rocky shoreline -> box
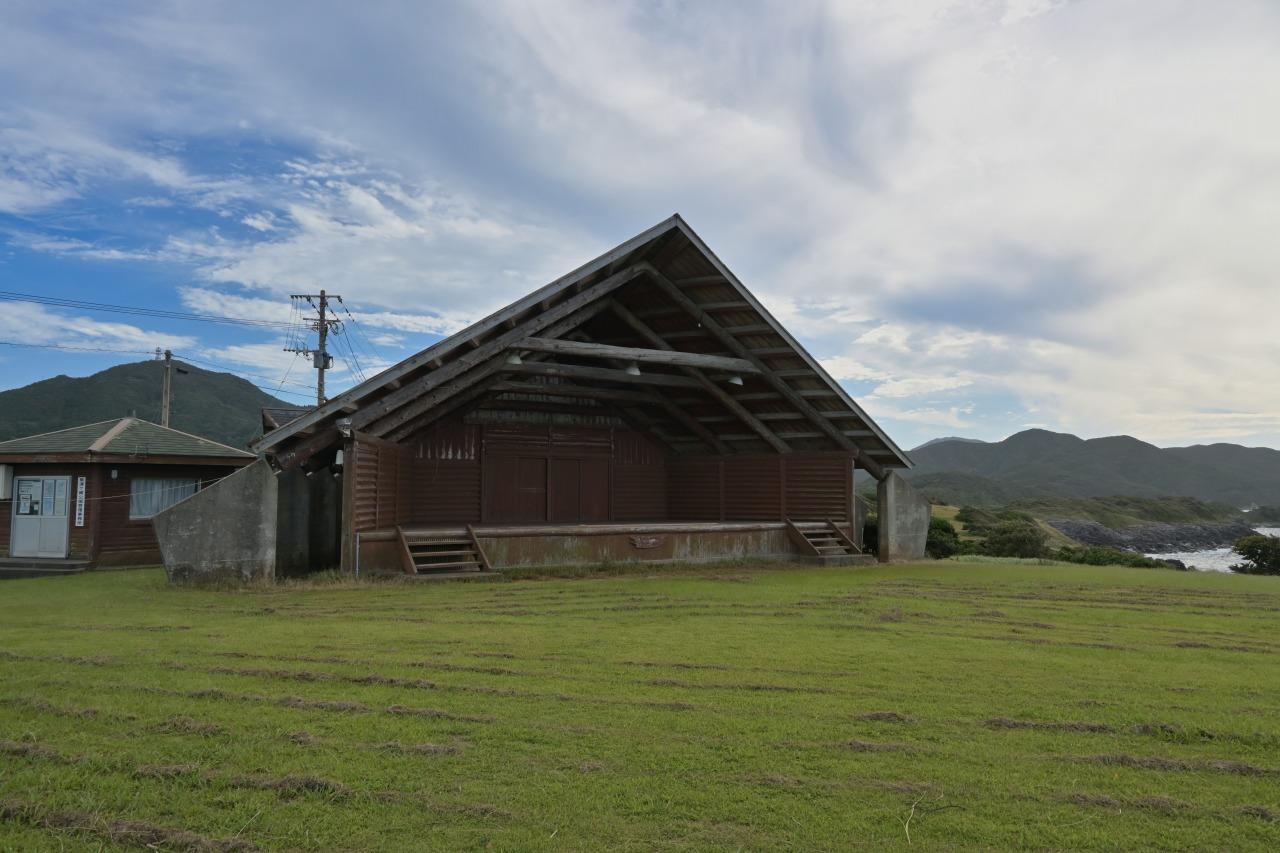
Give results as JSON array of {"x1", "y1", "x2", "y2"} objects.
[{"x1": 1046, "y1": 519, "x2": 1259, "y2": 553}]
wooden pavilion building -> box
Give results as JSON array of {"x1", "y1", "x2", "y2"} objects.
[{"x1": 156, "y1": 216, "x2": 928, "y2": 582}]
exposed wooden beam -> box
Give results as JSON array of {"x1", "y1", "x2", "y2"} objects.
[
  {"x1": 670, "y1": 275, "x2": 727, "y2": 286},
  {"x1": 608, "y1": 299, "x2": 790, "y2": 453},
  {"x1": 565, "y1": 328, "x2": 731, "y2": 456},
  {"x1": 500, "y1": 361, "x2": 700, "y2": 388},
  {"x1": 514, "y1": 337, "x2": 759, "y2": 374},
  {"x1": 488, "y1": 381, "x2": 656, "y2": 405},
  {"x1": 352, "y1": 268, "x2": 643, "y2": 433},
  {"x1": 695, "y1": 412, "x2": 805, "y2": 423},
  {"x1": 383, "y1": 372, "x2": 510, "y2": 443},
  {"x1": 273, "y1": 426, "x2": 342, "y2": 472},
  {"x1": 641, "y1": 264, "x2": 879, "y2": 471}
]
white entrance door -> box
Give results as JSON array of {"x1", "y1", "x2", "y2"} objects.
[{"x1": 10, "y1": 476, "x2": 70, "y2": 558}]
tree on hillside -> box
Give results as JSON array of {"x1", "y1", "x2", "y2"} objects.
[
  {"x1": 926, "y1": 517, "x2": 960, "y2": 558},
  {"x1": 982, "y1": 519, "x2": 1048, "y2": 559},
  {"x1": 1231, "y1": 535, "x2": 1280, "y2": 575}
]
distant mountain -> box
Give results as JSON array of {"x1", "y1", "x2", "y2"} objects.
[
  {"x1": 911, "y1": 436, "x2": 987, "y2": 451},
  {"x1": 905, "y1": 428, "x2": 1280, "y2": 507},
  {"x1": 0, "y1": 360, "x2": 295, "y2": 450}
]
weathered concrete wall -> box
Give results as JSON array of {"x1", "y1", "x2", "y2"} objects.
[
  {"x1": 154, "y1": 460, "x2": 277, "y2": 585},
  {"x1": 355, "y1": 523, "x2": 800, "y2": 573},
  {"x1": 275, "y1": 467, "x2": 341, "y2": 577},
  {"x1": 877, "y1": 471, "x2": 929, "y2": 562}
]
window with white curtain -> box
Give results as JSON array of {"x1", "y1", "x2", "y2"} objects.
[{"x1": 128, "y1": 478, "x2": 200, "y2": 519}]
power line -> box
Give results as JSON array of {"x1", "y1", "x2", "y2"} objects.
[
  {"x1": 0, "y1": 340, "x2": 154, "y2": 355},
  {"x1": 0, "y1": 289, "x2": 296, "y2": 330}
]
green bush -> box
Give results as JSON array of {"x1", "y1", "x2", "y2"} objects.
[
  {"x1": 1053, "y1": 546, "x2": 1168, "y2": 569},
  {"x1": 1231, "y1": 535, "x2": 1280, "y2": 575},
  {"x1": 982, "y1": 519, "x2": 1048, "y2": 558},
  {"x1": 926, "y1": 517, "x2": 960, "y2": 559}
]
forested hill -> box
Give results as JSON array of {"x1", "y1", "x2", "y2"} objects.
[
  {"x1": 904, "y1": 428, "x2": 1280, "y2": 507},
  {"x1": 0, "y1": 360, "x2": 295, "y2": 450}
]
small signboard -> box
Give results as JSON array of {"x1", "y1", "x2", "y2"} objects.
[{"x1": 75, "y1": 476, "x2": 86, "y2": 527}]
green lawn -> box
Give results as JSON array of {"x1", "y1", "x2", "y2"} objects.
[{"x1": 2, "y1": 562, "x2": 1279, "y2": 851}]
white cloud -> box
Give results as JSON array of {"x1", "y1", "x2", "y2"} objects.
[
  {"x1": 0, "y1": 302, "x2": 195, "y2": 353},
  {"x1": 3, "y1": 1, "x2": 1280, "y2": 447}
]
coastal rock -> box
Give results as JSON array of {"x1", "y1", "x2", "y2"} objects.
[{"x1": 1047, "y1": 519, "x2": 1258, "y2": 553}]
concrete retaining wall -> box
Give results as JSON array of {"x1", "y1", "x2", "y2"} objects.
[
  {"x1": 877, "y1": 471, "x2": 929, "y2": 562},
  {"x1": 154, "y1": 460, "x2": 278, "y2": 585}
]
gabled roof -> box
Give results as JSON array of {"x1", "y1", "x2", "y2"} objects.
[
  {"x1": 255, "y1": 214, "x2": 910, "y2": 475},
  {"x1": 0, "y1": 417, "x2": 255, "y2": 460},
  {"x1": 261, "y1": 406, "x2": 312, "y2": 433}
]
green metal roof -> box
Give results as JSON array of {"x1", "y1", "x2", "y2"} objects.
[{"x1": 0, "y1": 418, "x2": 255, "y2": 459}]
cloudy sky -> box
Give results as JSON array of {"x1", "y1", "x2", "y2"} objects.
[{"x1": 2, "y1": 0, "x2": 1278, "y2": 450}]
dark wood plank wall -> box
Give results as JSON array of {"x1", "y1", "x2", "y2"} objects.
[
  {"x1": 351, "y1": 435, "x2": 415, "y2": 532},
  {"x1": 414, "y1": 421, "x2": 482, "y2": 524},
  {"x1": 350, "y1": 417, "x2": 851, "y2": 530},
  {"x1": 613, "y1": 429, "x2": 667, "y2": 521},
  {"x1": 98, "y1": 464, "x2": 241, "y2": 554},
  {"x1": 1, "y1": 462, "x2": 239, "y2": 559},
  {"x1": 669, "y1": 453, "x2": 854, "y2": 522}
]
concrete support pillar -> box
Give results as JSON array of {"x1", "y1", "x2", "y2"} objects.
[{"x1": 877, "y1": 471, "x2": 929, "y2": 562}]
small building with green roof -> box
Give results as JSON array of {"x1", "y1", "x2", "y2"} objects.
[{"x1": 0, "y1": 417, "x2": 254, "y2": 568}]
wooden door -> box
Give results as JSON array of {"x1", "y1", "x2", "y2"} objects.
[
  {"x1": 484, "y1": 456, "x2": 547, "y2": 522},
  {"x1": 580, "y1": 459, "x2": 610, "y2": 521},
  {"x1": 548, "y1": 459, "x2": 580, "y2": 522}
]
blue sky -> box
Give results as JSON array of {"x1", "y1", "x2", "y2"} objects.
[{"x1": 3, "y1": 1, "x2": 1279, "y2": 450}]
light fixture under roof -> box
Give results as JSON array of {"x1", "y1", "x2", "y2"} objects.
[
  {"x1": 505, "y1": 352, "x2": 523, "y2": 365},
  {"x1": 727, "y1": 375, "x2": 744, "y2": 386},
  {"x1": 625, "y1": 362, "x2": 642, "y2": 376}
]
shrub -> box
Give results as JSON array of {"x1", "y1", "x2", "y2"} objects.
[
  {"x1": 1231, "y1": 535, "x2": 1280, "y2": 575},
  {"x1": 1053, "y1": 546, "x2": 1168, "y2": 569},
  {"x1": 982, "y1": 519, "x2": 1048, "y2": 558},
  {"x1": 926, "y1": 517, "x2": 960, "y2": 559}
]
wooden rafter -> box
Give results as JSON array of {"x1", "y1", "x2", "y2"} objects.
[
  {"x1": 349, "y1": 265, "x2": 644, "y2": 433},
  {"x1": 639, "y1": 264, "x2": 885, "y2": 478},
  {"x1": 607, "y1": 299, "x2": 790, "y2": 454}
]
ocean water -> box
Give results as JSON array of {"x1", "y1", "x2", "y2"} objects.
[{"x1": 1145, "y1": 526, "x2": 1280, "y2": 572}]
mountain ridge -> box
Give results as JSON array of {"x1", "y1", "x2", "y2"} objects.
[
  {"x1": 904, "y1": 429, "x2": 1280, "y2": 506},
  {"x1": 0, "y1": 360, "x2": 295, "y2": 450}
]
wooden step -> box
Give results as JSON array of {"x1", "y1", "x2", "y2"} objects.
[
  {"x1": 406, "y1": 539, "x2": 472, "y2": 547},
  {"x1": 403, "y1": 571, "x2": 500, "y2": 582},
  {"x1": 413, "y1": 559, "x2": 481, "y2": 570},
  {"x1": 408, "y1": 548, "x2": 475, "y2": 557}
]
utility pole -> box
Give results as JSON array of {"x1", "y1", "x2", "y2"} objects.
[
  {"x1": 161, "y1": 349, "x2": 172, "y2": 427},
  {"x1": 156, "y1": 348, "x2": 187, "y2": 427},
  {"x1": 285, "y1": 290, "x2": 342, "y2": 405}
]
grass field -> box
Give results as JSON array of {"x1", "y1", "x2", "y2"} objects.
[{"x1": 3, "y1": 561, "x2": 1279, "y2": 851}]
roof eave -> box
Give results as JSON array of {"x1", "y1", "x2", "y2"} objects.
[{"x1": 253, "y1": 214, "x2": 685, "y2": 455}]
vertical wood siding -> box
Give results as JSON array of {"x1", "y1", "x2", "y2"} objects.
[
  {"x1": 612, "y1": 429, "x2": 667, "y2": 521},
  {"x1": 348, "y1": 417, "x2": 850, "y2": 529}
]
